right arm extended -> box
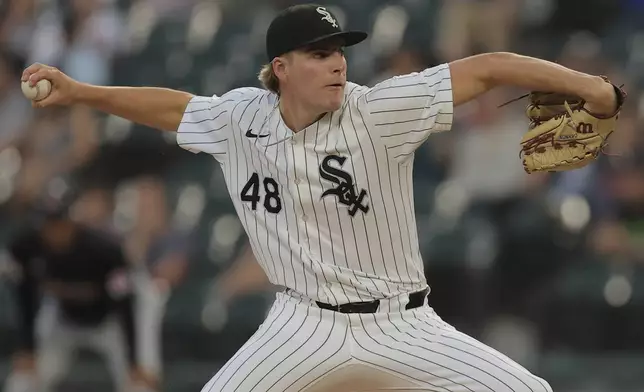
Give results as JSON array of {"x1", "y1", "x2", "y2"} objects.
[
  {"x1": 22, "y1": 63, "x2": 194, "y2": 132},
  {"x1": 77, "y1": 85, "x2": 193, "y2": 132}
]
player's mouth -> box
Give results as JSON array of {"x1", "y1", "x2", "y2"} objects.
[{"x1": 327, "y1": 83, "x2": 344, "y2": 89}]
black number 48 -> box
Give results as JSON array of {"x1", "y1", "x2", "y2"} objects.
[{"x1": 240, "y1": 173, "x2": 282, "y2": 213}]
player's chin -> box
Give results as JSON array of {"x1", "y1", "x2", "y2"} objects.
[
  {"x1": 322, "y1": 91, "x2": 344, "y2": 111},
  {"x1": 326, "y1": 100, "x2": 343, "y2": 112}
]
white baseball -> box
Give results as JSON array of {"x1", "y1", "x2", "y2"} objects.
[{"x1": 21, "y1": 79, "x2": 52, "y2": 101}]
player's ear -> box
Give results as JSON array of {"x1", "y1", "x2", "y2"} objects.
[{"x1": 272, "y1": 54, "x2": 291, "y2": 81}]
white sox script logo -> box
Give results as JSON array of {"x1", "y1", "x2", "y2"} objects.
[{"x1": 316, "y1": 7, "x2": 338, "y2": 28}]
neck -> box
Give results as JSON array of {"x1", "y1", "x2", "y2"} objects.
[{"x1": 279, "y1": 92, "x2": 325, "y2": 132}]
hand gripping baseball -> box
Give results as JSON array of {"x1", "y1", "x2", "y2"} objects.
[{"x1": 21, "y1": 63, "x2": 81, "y2": 108}]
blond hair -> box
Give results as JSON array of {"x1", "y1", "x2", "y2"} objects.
[{"x1": 258, "y1": 63, "x2": 280, "y2": 94}]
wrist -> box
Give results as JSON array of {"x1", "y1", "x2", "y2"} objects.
[
  {"x1": 581, "y1": 76, "x2": 617, "y2": 116},
  {"x1": 74, "y1": 82, "x2": 97, "y2": 105},
  {"x1": 580, "y1": 76, "x2": 613, "y2": 102}
]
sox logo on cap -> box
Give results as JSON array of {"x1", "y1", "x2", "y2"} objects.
[{"x1": 316, "y1": 6, "x2": 338, "y2": 28}]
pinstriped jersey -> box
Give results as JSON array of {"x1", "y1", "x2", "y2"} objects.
[{"x1": 177, "y1": 63, "x2": 453, "y2": 304}]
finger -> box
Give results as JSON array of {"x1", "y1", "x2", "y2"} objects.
[
  {"x1": 33, "y1": 92, "x2": 58, "y2": 108},
  {"x1": 27, "y1": 68, "x2": 56, "y2": 87},
  {"x1": 21, "y1": 63, "x2": 49, "y2": 82}
]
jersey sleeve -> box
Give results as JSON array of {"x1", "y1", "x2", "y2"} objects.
[
  {"x1": 361, "y1": 63, "x2": 453, "y2": 160},
  {"x1": 176, "y1": 95, "x2": 234, "y2": 163}
]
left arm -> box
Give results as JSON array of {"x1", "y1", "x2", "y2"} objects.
[{"x1": 448, "y1": 52, "x2": 617, "y2": 114}]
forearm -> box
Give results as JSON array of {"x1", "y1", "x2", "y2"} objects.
[
  {"x1": 75, "y1": 84, "x2": 194, "y2": 132},
  {"x1": 484, "y1": 52, "x2": 606, "y2": 101},
  {"x1": 450, "y1": 52, "x2": 611, "y2": 107}
]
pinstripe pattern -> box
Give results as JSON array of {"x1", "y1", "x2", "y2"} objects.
[
  {"x1": 199, "y1": 292, "x2": 551, "y2": 392},
  {"x1": 176, "y1": 65, "x2": 452, "y2": 303},
  {"x1": 350, "y1": 308, "x2": 551, "y2": 392},
  {"x1": 201, "y1": 295, "x2": 351, "y2": 392},
  {"x1": 178, "y1": 64, "x2": 551, "y2": 392}
]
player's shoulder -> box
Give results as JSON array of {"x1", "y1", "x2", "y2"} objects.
[
  {"x1": 339, "y1": 82, "x2": 370, "y2": 109},
  {"x1": 344, "y1": 64, "x2": 452, "y2": 110},
  {"x1": 344, "y1": 82, "x2": 370, "y2": 98},
  {"x1": 366, "y1": 63, "x2": 451, "y2": 92},
  {"x1": 218, "y1": 87, "x2": 274, "y2": 107},
  {"x1": 218, "y1": 87, "x2": 278, "y2": 125}
]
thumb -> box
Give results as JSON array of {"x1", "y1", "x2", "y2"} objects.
[{"x1": 32, "y1": 91, "x2": 59, "y2": 108}]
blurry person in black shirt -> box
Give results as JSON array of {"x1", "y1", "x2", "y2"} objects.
[{"x1": 2, "y1": 195, "x2": 153, "y2": 392}]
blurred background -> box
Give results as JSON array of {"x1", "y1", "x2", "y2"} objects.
[{"x1": 0, "y1": 0, "x2": 643, "y2": 391}]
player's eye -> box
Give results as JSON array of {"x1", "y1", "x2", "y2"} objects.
[{"x1": 312, "y1": 48, "x2": 344, "y2": 59}]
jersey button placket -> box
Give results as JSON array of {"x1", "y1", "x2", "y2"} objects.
[
  {"x1": 290, "y1": 134, "x2": 310, "y2": 244},
  {"x1": 291, "y1": 135, "x2": 303, "y2": 187}
]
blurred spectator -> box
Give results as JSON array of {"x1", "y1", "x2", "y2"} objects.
[
  {"x1": 124, "y1": 176, "x2": 191, "y2": 389},
  {"x1": 0, "y1": 50, "x2": 32, "y2": 150},
  {"x1": 129, "y1": 0, "x2": 200, "y2": 20},
  {"x1": 369, "y1": 47, "x2": 426, "y2": 86},
  {"x1": 601, "y1": 0, "x2": 644, "y2": 85},
  {"x1": 0, "y1": 0, "x2": 37, "y2": 63},
  {"x1": 434, "y1": 0, "x2": 519, "y2": 62},
  {"x1": 443, "y1": 88, "x2": 557, "y2": 315},
  {"x1": 447, "y1": 88, "x2": 546, "y2": 202},
  {"x1": 216, "y1": 243, "x2": 275, "y2": 303},
  {"x1": 70, "y1": 184, "x2": 119, "y2": 237},
  {"x1": 547, "y1": 0, "x2": 620, "y2": 38},
  {"x1": 10, "y1": 106, "x2": 99, "y2": 213},
  {"x1": 546, "y1": 37, "x2": 636, "y2": 261},
  {"x1": 596, "y1": 121, "x2": 644, "y2": 263},
  {"x1": 1, "y1": 195, "x2": 146, "y2": 392},
  {"x1": 201, "y1": 242, "x2": 277, "y2": 332},
  {"x1": 28, "y1": 0, "x2": 124, "y2": 86}
]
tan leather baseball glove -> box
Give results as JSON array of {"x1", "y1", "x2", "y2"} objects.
[{"x1": 518, "y1": 78, "x2": 627, "y2": 173}]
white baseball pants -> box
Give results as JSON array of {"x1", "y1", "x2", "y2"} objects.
[{"x1": 200, "y1": 288, "x2": 553, "y2": 392}]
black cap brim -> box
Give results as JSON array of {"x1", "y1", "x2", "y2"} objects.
[{"x1": 296, "y1": 30, "x2": 368, "y2": 51}]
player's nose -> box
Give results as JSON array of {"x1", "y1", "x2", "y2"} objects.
[{"x1": 331, "y1": 53, "x2": 347, "y2": 76}]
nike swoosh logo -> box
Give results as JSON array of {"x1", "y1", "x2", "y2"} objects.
[{"x1": 245, "y1": 129, "x2": 269, "y2": 138}]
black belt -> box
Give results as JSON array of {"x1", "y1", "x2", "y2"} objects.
[{"x1": 315, "y1": 288, "x2": 429, "y2": 314}]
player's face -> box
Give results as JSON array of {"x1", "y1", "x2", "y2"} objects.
[{"x1": 285, "y1": 41, "x2": 347, "y2": 111}]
